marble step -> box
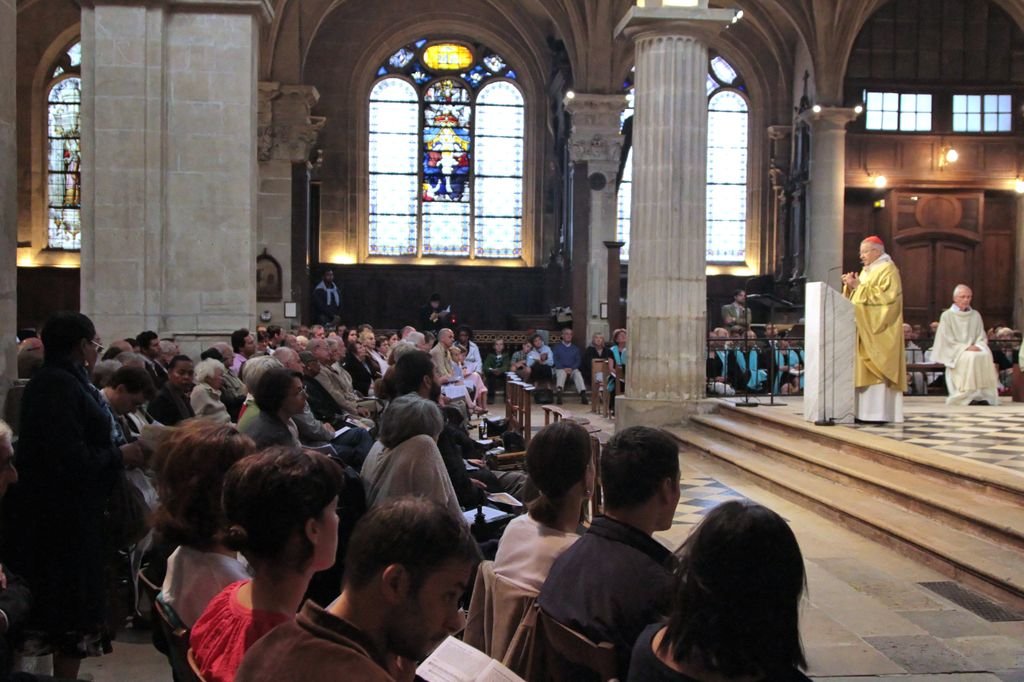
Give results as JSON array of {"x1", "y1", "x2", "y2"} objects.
[
  {"x1": 712, "y1": 400, "x2": 1024, "y2": 505},
  {"x1": 689, "y1": 413, "x2": 1024, "y2": 550},
  {"x1": 670, "y1": 425, "x2": 1024, "y2": 610}
]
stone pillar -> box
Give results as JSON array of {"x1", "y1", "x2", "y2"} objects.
[
  {"x1": 80, "y1": 0, "x2": 272, "y2": 355},
  {"x1": 257, "y1": 82, "x2": 324, "y2": 324},
  {"x1": 801, "y1": 107, "x2": 858, "y2": 290},
  {"x1": 0, "y1": 0, "x2": 15, "y2": 410},
  {"x1": 1015, "y1": 195, "x2": 1024, "y2": 330},
  {"x1": 565, "y1": 94, "x2": 626, "y2": 342},
  {"x1": 614, "y1": 4, "x2": 733, "y2": 429}
]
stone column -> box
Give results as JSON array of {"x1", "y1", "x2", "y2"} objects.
[
  {"x1": 614, "y1": 4, "x2": 733, "y2": 428},
  {"x1": 80, "y1": 0, "x2": 272, "y2": 356},
  {"x1": 565, "y1": 94, "x2": 626, "y2": 342},
  {"x1": 800, "y1": 107, "x2": 858, "y2": 290},
  {"x1": 257, "y1": 82, "x2": 325, "y2": 323},
  {"x1": 0, "y1": 0, "x2": 15, "y2": 410},
  {"x1": 1015, "y1": 195, "x2": 1024, "y2": 330}
]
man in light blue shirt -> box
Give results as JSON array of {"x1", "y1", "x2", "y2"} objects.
[{"x1": 552, "y1": 327, "x2": 589, "y2": 404}]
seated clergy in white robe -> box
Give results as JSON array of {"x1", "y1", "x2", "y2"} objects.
[{"x1": 930, "y1": 284, "x2": 999, "y2": 406}]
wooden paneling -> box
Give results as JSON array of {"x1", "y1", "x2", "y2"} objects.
[
  {"x1": 321, "y1": 264, "x2": 560, "y2": 330},
  {"x1": 898, "y1": 241, "x2": 935, "y2": 322},
  {"x1": 17, "y1": 267, "x2": 80, "y2": 333},
  {"x1": 846, "y1": 190, "x2": 1016, "y2": 327}
]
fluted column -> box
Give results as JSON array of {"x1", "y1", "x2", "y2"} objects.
[
  {"x1": 615, "y1": 4, "x2": 733, "y2": 428},
  {"x1": 801, "y1": 106, "x2": 859, "y2": 290},
  {"x1": 565, "y1": 94, "x2": 627, "y2": 342},
  {"x1": 0, "y1": 0, "x2": 15, "y2": 411}
]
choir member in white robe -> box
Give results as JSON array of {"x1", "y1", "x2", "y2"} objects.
[{"x1": 930, "y1": 284, "x2": 999, "y2": 406}]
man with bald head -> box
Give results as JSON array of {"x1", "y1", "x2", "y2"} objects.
[
  {"x1": 930, "y1": 284, "x2": 999, "y2": 406},
  {"x1": 841, "y1": 236, "x2": 907, "y2": 422}
]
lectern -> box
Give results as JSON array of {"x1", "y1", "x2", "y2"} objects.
[{"x1": 804, "y1": 282, "x2": 855, "y2": 424}]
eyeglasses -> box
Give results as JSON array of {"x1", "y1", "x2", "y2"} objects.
[{"x1": 90, "y1": 339, "x2": 105, "y2": 355}]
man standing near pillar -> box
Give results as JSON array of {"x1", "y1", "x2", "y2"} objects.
[{"x1": 841, "y1": 236, "x2": 907, "y2": 422}]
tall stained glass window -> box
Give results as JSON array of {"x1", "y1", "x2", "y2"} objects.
[
  {"x1": 47, "y1": 41, "x2": 82, "y2": 250},
  {"x1": 616, "y1": 55, "x2": 749, "y2": 264},
  {"x1": 368, "y1": 40, "x2": 524, "y2": 259}
]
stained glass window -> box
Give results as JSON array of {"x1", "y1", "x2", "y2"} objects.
[
  {"x1": 707, "y1": 91, "x2": 748, "y2": 263},
  {"x1": 368, "y1": 40, "x2": 524, "y2": 259},
  {"x1": 47, "y1": 42, "x2": 82, "y2": 251},
  {"x1": 616, "y1": 54, "x2": 749, "y2": 264}
]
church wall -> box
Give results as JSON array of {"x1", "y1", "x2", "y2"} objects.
[
  {"x1": 1, "y1": 0, "x2": 17, "y2": 409},
  {"x1": 299, "y1": 0, "x2": 562, "y2": 322}
]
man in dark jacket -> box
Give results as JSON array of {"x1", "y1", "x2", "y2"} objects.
[{"x1": 312, "y1": 270, "x2": 341, "y2": 326}]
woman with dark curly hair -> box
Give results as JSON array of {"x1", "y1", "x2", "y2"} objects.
[
  {"x1": 153, "y1": 420, "x2": 256, "y2": 627},
  {"x1": 190, "y1": 447, "x2": 343, "y2": 682},
  {"x1": 2, "y1": 311, "x2": 142, "y2": 678},
  {"x1": 627, "y1": 500, "x2": 809, "y2": 682}
]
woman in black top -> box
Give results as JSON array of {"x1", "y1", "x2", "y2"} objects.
[
  {"x1": 3, "y1": 312, "x2": 145, "y2": 679},
  {"x1": 628, "y1": 500, "x2": 810, "y2": 682}
]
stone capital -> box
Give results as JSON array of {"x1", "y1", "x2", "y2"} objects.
[
  {"x1": 258, "y1": 82, "x2": 325, "y2": 163},
  {"x1": 615, "y1": 5, "x2": 737, "y2": 43},
  {"x1": 799, "y1": 106, "x2": 860, "y2": 133},
  {"x1": 565, "y1": 93, "x2": 629, "y2": 130}
]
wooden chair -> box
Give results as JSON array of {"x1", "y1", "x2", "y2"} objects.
[
  {"x1": 590, "y1": 359, "x2": 609, "y2": 415},
  {"x1": 1013, "y1": 363, "x2": 1024, "y2": 403},
  {"x1": 505, "y1": 381, "x2": 533, "y2": 446},
  {"x1": 153, "y1": 598, "x2": 201, "y2": 682},
  {"x1": 187, "y1": 648, "x2": 207, "y2": 682},
  {"x1": 136, "y1": 569, "x2": 160, "y2": 629},
  {"x1": 539, "y1": 610, "x2": 620, "y2": 682},
  {"x1": 589, "y1": 431, "x2": 610, "y2": 519}
]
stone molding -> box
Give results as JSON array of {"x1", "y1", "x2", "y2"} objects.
[
  {"x1": 81, "y1": 0, "x2": 274, "y2": 23},
  {"x1": 258, "y1": 82, "x2": 326, "y2": 163},
  {"x1": 568, "y1": 134, "x2": 623, "y2": 165}
]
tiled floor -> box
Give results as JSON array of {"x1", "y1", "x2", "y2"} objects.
[
  {"x1": 851, "y1": 412, "x2": 1024, "y2": 472},
  {"x1": 31, "y1": 398, "x2": 1021, "y2": 681}
]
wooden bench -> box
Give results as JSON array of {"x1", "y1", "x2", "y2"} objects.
[{"x1": 907, "y1": 362, "x2": 945, "y2": 395}]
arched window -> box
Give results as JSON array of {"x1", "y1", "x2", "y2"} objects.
[
  {"x1": 368, "y1": 40, "x2": 524, "y2": 259},
  {"x1": 616, "y1": 55, "x2": 749, "y2": 264},
  {"x1": 46, "y1": 41, "x2": 82, "y2": 251}
]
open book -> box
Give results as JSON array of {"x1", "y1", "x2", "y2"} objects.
[{"x1": 416, "y1": 637, "x2": 524, "y2": 682}]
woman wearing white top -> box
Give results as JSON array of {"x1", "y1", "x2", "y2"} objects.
[
  {"x1": 153, "y1": 420, "x2": 256, "y2": 627},
  {"x1": 492, "y1": 420, "x2": 594, "y2": 592}
]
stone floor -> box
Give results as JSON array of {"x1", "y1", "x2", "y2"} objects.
[
  {"x1": 22, "y1": 397, "x2": 1021, "y2": 681},
  {"x1": 756, "y1": 395, "x2": 1024, "y2": 473}
]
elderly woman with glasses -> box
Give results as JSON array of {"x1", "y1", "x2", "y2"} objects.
[{"x1": 2, "y1": 311, "x2": 145, "y2": 679}]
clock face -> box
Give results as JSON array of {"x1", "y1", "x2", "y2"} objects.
[{"x1": 260, "y1": 310, "x2": 273, "y2": 322}]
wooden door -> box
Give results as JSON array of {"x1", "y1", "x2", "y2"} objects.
[{"x1": 890, "y1": 192, "x2": 983, "y2": 326}]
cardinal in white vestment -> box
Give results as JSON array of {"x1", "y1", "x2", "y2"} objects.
[{"x1": 930, "y1": 284, "x2": 999, "y2": 406}]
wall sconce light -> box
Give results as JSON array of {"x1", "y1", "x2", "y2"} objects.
[
  {"x1": 812, "y1": 104, "x2": 822, "y2": 113},
  {"x1": 871, "y1": 174, "x2": 888, "y2": 189},
  {"x1": 1015, "y1": 177, "x2": 1024, "y2": 194},
  {"x1": 854, "y1": 104, "x2": 864, "y2": 115},
  {"x1": 939, "y1": 145, "x2": 959, "y2": 168}
]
